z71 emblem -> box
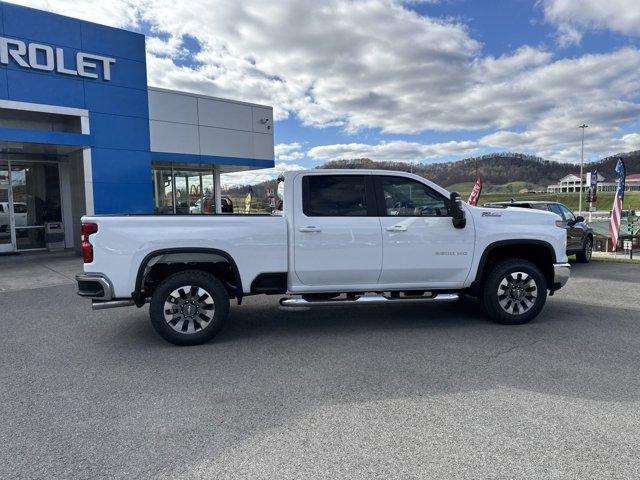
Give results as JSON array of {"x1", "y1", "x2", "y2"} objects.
[{"x1": 482, "y1": 211, "x2": 502, "y2": 217}]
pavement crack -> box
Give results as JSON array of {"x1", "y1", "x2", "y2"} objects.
[
  {"x1": 465, "y1": 339, "x2": 543, "y2": 369},
  {"x1": 41, "y1": 262, "x2": 76, "y2": 281}
]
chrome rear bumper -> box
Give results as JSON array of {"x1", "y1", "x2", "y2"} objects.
[{"x1": 552, "y1": 262, "x2": 571, "y2": 290}]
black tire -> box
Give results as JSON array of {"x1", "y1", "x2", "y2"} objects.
[
  {"x1": 149, "y1": 270, "x2": 230, "y2": 346},
  {"x1": 575, "y1": 237, "x2": 592, "y2": 263},
  {"x1": 480, "y1": 259, "x2": 547, "y2": 325}
]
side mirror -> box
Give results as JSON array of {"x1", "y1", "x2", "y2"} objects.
[
  {"x1": 449, "y1": 192, "x2": 466, "y2": 229},
  {"x1": 575, "y1": 215, "x2": 585, "y2": 223}
]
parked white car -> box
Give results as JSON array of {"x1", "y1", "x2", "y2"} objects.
[
  {"x1": 0, "y1": 202, "x2": 27, "y2": 232},
  {"x1": 77, "y1": 170, "x2": 570, "y2": 345}
]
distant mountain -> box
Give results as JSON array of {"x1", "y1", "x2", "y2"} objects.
[
  {"x1": 320, "y1": 151, "x2": 640, "y2": 187},
  {"x1": 222, "y1": 151, "x2": 640, "y2": 196}
]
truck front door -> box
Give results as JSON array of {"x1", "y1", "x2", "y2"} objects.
[
  {"x1": 375, "y1": 175, "x2": 475, "y2": 287},
  {"x1": 293, "y1": 174, "x2": 382, "y2": 286}
]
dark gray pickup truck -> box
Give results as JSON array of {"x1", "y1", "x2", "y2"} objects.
[{"x1": 485, "y1": 201, "x2": 594, "y2": 263}]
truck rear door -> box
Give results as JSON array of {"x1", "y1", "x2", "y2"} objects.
[{"x1": 292, "y1": 174, "x2": 382, "y2": 286}]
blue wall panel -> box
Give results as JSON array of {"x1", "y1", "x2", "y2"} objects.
[
  {"x1": 90, "y1": 148, "x2": 151, "y2": 184},
  {"x1": 0, "y1": 67, "x2": 7, "y2": 98},
  {"x1": 90, "y1": 113, "x2": 150, "y2": 151},
  {"x1": 3, "y1": 2, "x2": 82, "y2": 47},
  {"x1": 84, "y1": 83, "x2": 149, "y2": 118},
  {"x1": 6, "y1": 69, "x2": 85, "y2": 108},
  {"x1": 92, "y1": 182, "x2": 153, "y2": 214},
  {"x1": 99, "y1": 57, "x2": 148, "y2": 91}
]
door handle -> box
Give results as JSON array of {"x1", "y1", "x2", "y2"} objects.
[
  {"x1": 386, "y1": 225, "x2": 407, "y2": 232},
  {"x1": 299, "y1": 226, "x2": 322, "y2": 233}
]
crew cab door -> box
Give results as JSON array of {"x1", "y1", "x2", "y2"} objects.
[
  {"x1": 375, "y1": 175, "x2": 474, "y2": 287},
  {"x1": 293, "y1": 174, "x2": 382, "y2": 286}
]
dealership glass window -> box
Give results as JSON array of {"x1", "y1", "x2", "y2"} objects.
[{"x1": 151, "y1": 163, "x2": 216, "y2": 215}]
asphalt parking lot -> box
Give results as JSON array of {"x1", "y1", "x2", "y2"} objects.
[{"x1": 1, "y1": 260, "x2": 639, "y2": 479}]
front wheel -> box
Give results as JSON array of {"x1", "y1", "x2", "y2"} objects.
[
  {"x1": 480, "y1": 259, "x2": 547, "y2": 325},
  {"x1": 575, "y1": 237, "x2": 592, "y2": 263},
  {"x1": 149, "y1": 270, "x2": 230, "y2": 346}
]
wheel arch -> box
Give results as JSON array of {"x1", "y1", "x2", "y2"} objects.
[
  {"x1": 133, "y1": 248, "x2": 243, "y2": 306},
  {"x1": 470, "y1": 240, "x2": 557, "y2": 295}
]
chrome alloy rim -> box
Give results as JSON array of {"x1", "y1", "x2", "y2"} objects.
[
  {"x1": 585, "y1": 240, "x2": 592, "y2": 260},
  {"x1": 163, "y1": 286, "x2": 215, "y2": 334},
  {"x1": 497, "y1": 271, "x2": 538, "y2": 315}
]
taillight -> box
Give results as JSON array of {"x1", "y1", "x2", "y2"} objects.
[{"x1": 81, "y1": 223, "x2": 98, "y2": 263}]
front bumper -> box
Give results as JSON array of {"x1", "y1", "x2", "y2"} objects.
[{"x1": 552, "y1": 262, "x2": 571, "y2": 291}]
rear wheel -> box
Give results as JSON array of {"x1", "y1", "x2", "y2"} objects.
[
  {"x1": 149, "y1": 270, "x2": 229, "y2": 346},
  {"x1": 480, "y1": 259, "x2": 547, "y2": 325},
  {"x1": 575, "y1": 237, "x2": 592, "y2": 263}
]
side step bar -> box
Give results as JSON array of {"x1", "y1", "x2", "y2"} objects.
[
  {"x1": 92, "y1": 299, "x2": 140, "y2": 310},
  {"x1": 280, "y1": 293, "x2": 459, "y2": 308}
]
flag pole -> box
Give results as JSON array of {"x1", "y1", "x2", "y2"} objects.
[{"x1": 578, "y1": 124, "x2": 588, "y2": 217}]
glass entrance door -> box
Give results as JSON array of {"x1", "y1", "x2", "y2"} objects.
[
  {"x1": 11, "y1": 162, "x2": 62, "y2": 250},
  {"x1": 0, "y1": 160, "x2": 63, "y2": 252},
  {"x1": 0, "y1": 161, "x2": 15, "y2": 253}
]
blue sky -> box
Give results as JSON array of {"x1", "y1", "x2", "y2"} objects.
[{"x1": 15, "y1": 0, "x2": 640, "y2": 183}]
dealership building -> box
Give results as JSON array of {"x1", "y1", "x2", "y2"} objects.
[{"x1": 0, "y1": 2, "x2": 274, "y2": 253}]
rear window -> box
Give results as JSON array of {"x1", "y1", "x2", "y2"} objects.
[
  {"x1": 13, "y1": 204, "x2": 27, "y2": 213},
  {"x1": 303, "y1": 175, "x2": 368, "y2": 217}
]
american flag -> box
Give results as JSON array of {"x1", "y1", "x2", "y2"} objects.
[
  {"x1": 467, "y1": 176, "x2": 482, "y2": 206},
  {"x1": 609, "y1": 158, "x2": 626, "y2": 250}
]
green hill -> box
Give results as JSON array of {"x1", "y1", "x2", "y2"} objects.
[{"x1": 446, "y1": 180, "x2": 544, "y2": 194}]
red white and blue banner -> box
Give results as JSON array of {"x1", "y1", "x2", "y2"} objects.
[
  {"x1": 467, "y1": 176, "x2": 482, "y2": 206},
  {"x1": 609, "y1": 159, "x2": 626, "y2": 250}
]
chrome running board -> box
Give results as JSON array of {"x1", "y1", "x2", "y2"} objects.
[{"x1": 280, "y1": 293, "x2": 459, "y2": 308}]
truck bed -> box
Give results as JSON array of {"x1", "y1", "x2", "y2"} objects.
[{"x1": 83, "y1": 215, "x2": 287, "y2": 297}]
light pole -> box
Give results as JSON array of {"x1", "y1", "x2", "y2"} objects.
[{"x1": 578, "y1": 124, "x2": 588, "y2": 216}]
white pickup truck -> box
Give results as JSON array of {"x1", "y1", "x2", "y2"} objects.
[{"x1": 76, "y1": 170, "x2": 570, "y2": 345}]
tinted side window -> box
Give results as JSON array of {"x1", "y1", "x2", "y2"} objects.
[
  {"x1": 380, "y1": 176, "x2": 448, "y2": 216},
  {"x1": 303, "y1": 175, "x2": 368, "y2": 217},
  {"x1": 547, "y1": 204, "x2": 564, "y2": 219},
  {"x1": 559, "y1": 205, "x2": 575, "y2": 222}
]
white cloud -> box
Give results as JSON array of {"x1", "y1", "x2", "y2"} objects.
[
  {"x1": 12, "y1": 0, "x2": 640, "y2": 163},
  {"x1": 220, "y1": 163, "x2": 305, "y2": 188},
  {"x1": 555, "y1": 24, "x2": 582, "y2": 48},
  {"x1": 542, "y1": 0, "x2": 640, "y2": 39},
  {"x1": 10, "y1": 0, "x2": 139, "y2": 28},
  {"x1": 479, "y1": 99, "x2": 640, "y2": 161},
  {"x1": 275, "y1": 143, "x2": 305, "y2": 162},
  {"x1": 308, "y1": 140, "x2": 478, "y2": 163}
]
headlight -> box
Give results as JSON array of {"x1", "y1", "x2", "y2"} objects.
[{"x1": 555, "y1": 220, "x2": 564, "y2": 228}]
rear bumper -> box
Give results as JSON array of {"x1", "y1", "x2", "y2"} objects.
[
  {"x1": 552, "y1": 262, "x2": 571, "y2": 291},
  {"x1": 76, "y1": 273, "x2": 113, "y2": 300}
]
